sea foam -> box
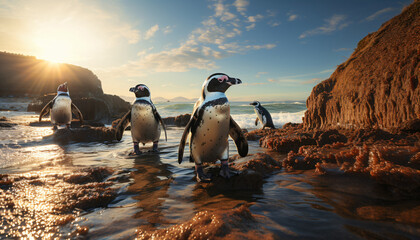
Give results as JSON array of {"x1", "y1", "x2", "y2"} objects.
[{"x1": 232, "y1": 110, "x2": 305, "y2": 129}]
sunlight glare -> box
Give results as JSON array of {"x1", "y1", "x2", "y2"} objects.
[{"x1": 33, "y1": 20, "x2": 99, "y2": 64}]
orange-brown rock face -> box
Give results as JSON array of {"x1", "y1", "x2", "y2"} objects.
[{"x1": 303, "y1": 1, "x2": 420, "y2": 130}]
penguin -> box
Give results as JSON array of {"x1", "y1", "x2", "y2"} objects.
[
  {"x1": 116, "y1": 84, "x2": 167, "y2": 155},
  {"x1": 178, "y1": 73, "x2": 248, "y2": 182},
  {"x1": 250, "y1": 101, "x2": 275, "y2": 129},
  {"x1": 39, "y1": 82, "x2": 83, "y2": 129}
]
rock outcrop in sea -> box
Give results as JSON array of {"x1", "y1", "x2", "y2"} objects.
[
  {"x1": 303, "y1": 1, "x2": 420, "y2": 130},
  {"x1": 0, "y1": 52, "x2": 131, "y2": 122}
]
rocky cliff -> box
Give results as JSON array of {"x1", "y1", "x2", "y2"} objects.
[
  {"x1": 0, "y1": 52, "x2": 103, "y2": 97},
  {"x1": 303, "y1": 1, "x2": 420, "y2": 130},
  {"x1": 0, "y1": 52, "x2": 131, "y2": 122}
]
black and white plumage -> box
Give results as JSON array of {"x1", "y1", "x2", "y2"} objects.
[
  {"x1": 116, "y1": 84, "x2": 167, "y2": 154},
  {"x1": 39, "y1": 82, "x2": 83, "y2": 129},
  {"x1": 250, "y1": 101, "x2": 275, "y2": 129},
  {"x1": 178, "y1": 73, "x2": 248, "y2": 182}
]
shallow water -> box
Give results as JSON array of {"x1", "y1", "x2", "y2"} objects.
[{"x1": 0, "y1": 111, "x2": 419, "y2": 239}]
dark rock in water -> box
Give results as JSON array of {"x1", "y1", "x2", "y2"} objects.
[
  {"x1": 29, "y1": 120, "x2": 104, "y2": 127},
  {"x1": 0, "y1": 116, "x2": 17, "y2": 128},
  {"x1": 0, "y1": 52, "x2": 103, "y2": 97},
  {"x1": 136, "y1": 205, "x2": 275, "y2": 239},
  {"x1": 113, "y1": 113, "x2": 192, "y2": 129},
  {"x1": 28, "y1": 94, "x2": 130, "y2": 123},
  {"x1": 162, "y1": 114, "x2": 191, "y2": 126},
  {"x1": 53, "y1": 126, "x2": 117, "y2": 143},
  {"x1": 198, "y1": 153, "x2": 282, "y2": 193},
  {"x1": 303, "y1": 1, "x2": 420, "y2": 130}
]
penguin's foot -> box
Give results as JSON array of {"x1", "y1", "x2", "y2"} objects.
[
  {"x1": 195, "y1": 165, "x2": 211, "y2": 183},
  {"x1": 149, "y1": 141, "x2": 159, "y2": 153},
  {"x1": 130, "y1": 143, "x2": 142, "y2": 155},
  {"x1": 219, "y1": 161, "x2": 230, "y2": 179}
]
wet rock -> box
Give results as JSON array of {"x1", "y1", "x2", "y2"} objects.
[
  {"x1": 401, "y1": 119, "x2": 420, "y2": 133},
  {"x1": 303, "y1": 1, "x2": 420, "y2": 130},
  {"x1": 232, "y1": 153, "x2": 282, "y2": 175},
  {"x1": 260, "y1": 134, "x2": 316, "y2": 154},
  {"x1": 314, "y1": 129, "x2": 347, "y2": 146},
  {"x1": 53, "y1": 126, "x2": 118, "y2": 143},
  {"x1": 162, "y1": 114, "x2": 191, "y2": 126},
  {"x1": 0, "y1": 116, "x2": 17, "y2": 128},
  {"x1": 63, "y1": 167, "x2": 114, "y2": 184},
  {"x1": 29, "y1": 120, "x2": 104, "y2": 127},
  {"x1": 356, "y1": 205, "x2": 420, "y2": 224},
  {"x1": 28, "y1": 94, "x2": 130, "y2": 123},
  {"x1": 136, "y1": 205, "x2": 275, "y2": 240}
]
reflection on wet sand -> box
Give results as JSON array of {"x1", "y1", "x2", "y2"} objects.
[{"x1": 129, "y1": 153, "x2": 174, "y2": 229}]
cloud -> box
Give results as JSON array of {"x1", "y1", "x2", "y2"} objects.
[
  {"x1": 214, "y1": 0, "x2": 236, "y2": 21},
  {"x1": 256, "y1": 72, "x2": 268, "y2": 78},
  {"x1": 246, "y1": 23, "x2": 256, "y2": 31},
  {"x1": 233, "y1": 0, "x2": 249, "y2": 15},
  {"x1": 364, "y1": 7, "x2": 393, "y2": 21},
  {"x1": 163, "y1": 26, "x2": 173, "y2": 34},
  {"x1": 299, "y1": 14, "x2": 349, "y2": 39},
  {"x1": 107, "y1": 0, "x2": 276, "y2": 73},
  {"x1": 269, "y1": 21, "x2": 281, "y2": 27},
  {"x1": 247, "y1": 14, "x2": 263, "y2": 23},
  {"x1": 288, "y1": 14, "x2": 298, "y2": 21},
  {"x1": 145, "y1": 24, "x2": 159, "y2": 40},
  {"x1": 245, "y1": 44, "x2": 276, "y2": 50}
]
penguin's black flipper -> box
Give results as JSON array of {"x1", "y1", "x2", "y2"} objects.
[
  {"x1": 229, "y1": 117, "x2": 248, "y2": 157},
  {"x1": 178, "y1": 113, "x2": 197, "y2": 164},
  {"x1": 39, "y1": 100, "x2": 53, "y2": 121},
  {"x1": 152, "y1": 108, "x2": 167, "y2": 142},
  {"x1": 255, "y1": 117, "x2": 259, "y2": 126},
  {"x1": 71, "y1": 103, "x2": 84, "y2": 125},
  {"x1": 115, "y1": 110, "x2": 131, "y2": 141}
]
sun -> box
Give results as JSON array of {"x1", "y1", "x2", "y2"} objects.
[{"x1": 33, "y1": 20, "x2": 98, "y2": 64}]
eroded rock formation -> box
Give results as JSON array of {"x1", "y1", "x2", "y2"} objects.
[{"x1": 303, "y1": 1, "x2": 420, "y2": 130}]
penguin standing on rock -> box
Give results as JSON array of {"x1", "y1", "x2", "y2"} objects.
[
  {"x1": 39, "y1": 82, "x2": 83, "y2": 129},
  {"x1": 116, "y1": 84, "x2": 167, "y2": 155},
  {"x1": 178, "y1": 73, "x2": 248, "y2": 182},
  {"x1": 250, "y1": 101, "x2": 275, "y2": 129}
]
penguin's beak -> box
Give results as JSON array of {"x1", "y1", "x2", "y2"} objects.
[
  {"x1": 249, "y1": 102, "x2": 254, "y2": 105},
  {"x1": 129, "y1": 87, "x2": 136, "y2": 92},
  {"x1": 226, "y1": 77, "x2": 242, "y2": 85}
]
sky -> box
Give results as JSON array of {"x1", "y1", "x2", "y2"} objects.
[{"x1": 0, "y1": 0, "x2": 412, "y2": 101}]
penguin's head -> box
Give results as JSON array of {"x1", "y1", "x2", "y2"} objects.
[
  {"x1": 202, "y1": 73, "x2": 242, "y2": 99},
  {"x1": 250, "y1": 101, "x2": 261, "y2": 107},
  {"x1": 130, "y1": 84, "x2": 151, "y2": 98},
  {"x1": 57, "y1": 82, "x2": 68, "y2": 93}
]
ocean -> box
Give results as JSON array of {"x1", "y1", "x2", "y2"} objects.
[
  {"x1": 154, "y1": 100, "x2": 306, "y2": 129},
  {"x1": 0, "y1": 99, "x2": 418, "y2": 239}
]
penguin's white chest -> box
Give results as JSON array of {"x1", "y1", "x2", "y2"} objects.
[
  {"x1": 254, "y1": 108, "x2": 266, "y2": 125},
  {"x1": 51, "y1": 97, "x2": 72, "y2": 125},
  {"x1": 191, "y1": 103, "x2": 230, "y2": 163},
  {"x1": 130, "y1": 104, "x2": 161, "y2": 144}
]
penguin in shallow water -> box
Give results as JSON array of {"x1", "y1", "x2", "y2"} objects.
[
  {"x1": 250, "y1": 101, "x2": 275, "y2": 129},
  {"x1": 39, "y1": 82, "x2": 83, "y2": 129},
  {"x1": 178, "y1": 73, "x2": 248, "y2": 182},
  {"x1": 116, "y1": 84, "x2": 167, "y2": 155}
]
